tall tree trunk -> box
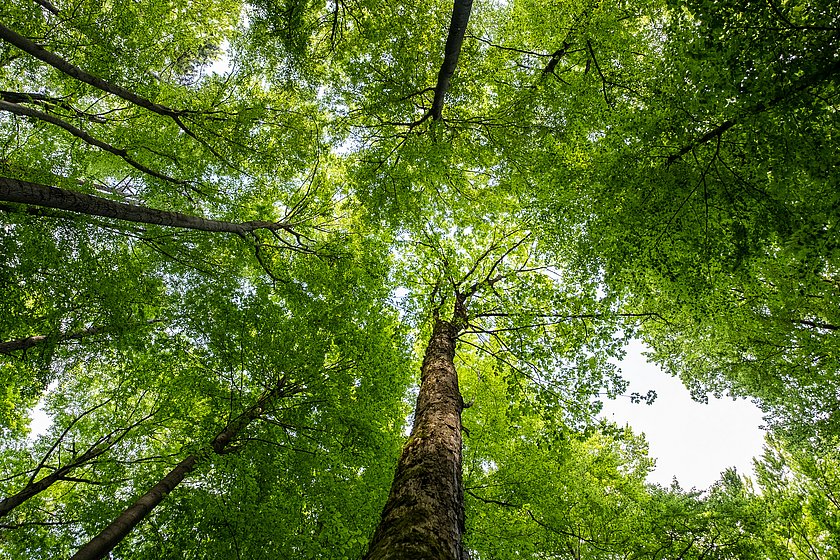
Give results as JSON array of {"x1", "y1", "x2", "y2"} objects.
[
  {"x1": 364, "y1": 318, "x2": 467, "y2": 560},
  {"x1": 69, "y1": 379, "x2": 295, "y2": 560},
  {"x1": 430, "y1": 0, "x2": 474, "y2": 120},
  {"x1": 0, "y1": 176, "x2": 289, "y2": 234}
]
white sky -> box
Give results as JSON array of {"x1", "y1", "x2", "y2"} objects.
[{"x1": 602, "y1": 340, "x2": 767, "y2": 489}]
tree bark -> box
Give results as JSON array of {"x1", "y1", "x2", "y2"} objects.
[
  {"x1": 69, "y1": 378, "x2": 294, "y2": 560},
  {"x1": 0, "y1": 319, "x2": 162, "y2": 355},
  {"x1": 0, "y1": 176, "x2": 289, "y2": 234},
  {"x1": 364, "y1": 318, "x2": 467, "y2": 560},
  {"x1": 430, "y1": 0, "x2": 474, "y2": 120}
]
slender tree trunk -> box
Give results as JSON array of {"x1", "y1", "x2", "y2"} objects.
[
  {"x1": 69, "y1": 379, "x2": 294, "y2": 560},
  {"x1": 364, "y1": 318, "x2": 467, "y2": 560},
  {"x1": 430, "y1": 0, "x2": 474, "y2": 120},
  {"x1": 0, "y1": 176, "x2": 289, "y2": 234}
]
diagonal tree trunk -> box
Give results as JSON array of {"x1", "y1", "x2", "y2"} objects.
[
  {"x1": 0, "y1": 176, "x2": 291, "y2": 235},
  {"x1": 0, "y1": 319, "x2": 161, "y2": 355},
  {"x1": 666, "y1": 58, "x2": 840, "y2": 165},
  {"x1": 364, "y1": 317, "x2": 467, "y2": 560},
  {"x1": 0, "y1": 399, "x2": 126, "y2": 519},
  {"x1": 0, "y1": 23, "x2": 184, "y2": 121},
  {"x1": 429, "y1": 0, "x2": 474, "y2": 120},
  {"x1": 0, "y1": 325, "x2": 108, "y2": 355},
  {"x1": 1, "y1": 439, "x2": 115, "y2": 519},
  {"x1": 69, "y1": 378, "x2": 297, "y2": 560}
]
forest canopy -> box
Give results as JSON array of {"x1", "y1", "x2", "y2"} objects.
[{"x1": 1, "y1": 0, "x2": 838, "y2": 558}]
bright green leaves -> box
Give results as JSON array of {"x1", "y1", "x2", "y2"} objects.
[
  {"x1": 753, "y1": 437, "x2": 840, "y2": 559},
  {"x1": 1, "y1": 0, "x2": 838, "y2": 556},
  {"x1": 461, "y1": 365, "x2": 654, "y2": 559}
]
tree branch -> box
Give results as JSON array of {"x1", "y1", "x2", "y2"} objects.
[
  {"x1": 666, "y1": 58, "x2": 840, "y2": 165},
  {"x1": 0, "y1": 176, "x2": 295, "y2": 236},
  {"x1": 0, "y1": 23, "x2": 188, "y2": 121},
  {"x1": 0, "y1": 100, "x2": 192, "y2": 189},
  {"x1": 0, "y1": 90, "x2": 106, "y2": 122},
  {"x1": 0, "y1": 22, "x2": 235, "y2": 163},
  {"x1": 0, "y1": 319, "x2": 162, "y2": 355}
]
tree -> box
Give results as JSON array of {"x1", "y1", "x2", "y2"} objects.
[
  {"x1": 70, "y1": 376, "x2": 302, "y2": 560},
  {"x1": 1, "y1": 0, "x2": 838, "y2": 557}
]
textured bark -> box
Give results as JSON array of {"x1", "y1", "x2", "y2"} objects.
[
  {"x1": 69, "y1": 379, "x2": 293, "y2": 560},
  {"x1": 429, "y1": 0, "x2": 474, "y2": 120},
  {"x1": 364, "y1": 319, "x2": 466, "y2": 560},
  {"x1": 0, "y1": 176, "x2": 289, "y2": 234},
  {"x1": 0, "y1": 319, "x2": 162, "y2": 355}
]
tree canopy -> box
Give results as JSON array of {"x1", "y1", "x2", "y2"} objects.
[{"x1": 1, "y1": 0, "x2": 839, "y2": 558}]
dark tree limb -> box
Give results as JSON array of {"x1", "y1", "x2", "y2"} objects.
[
  {"x1": 429, "y1": 0, "x2": 474, "y2": 120},
  {"x1": 31, "y1": 0, "x2": 60, "y2": 14},
  {"x1": 0, "y1": 399, "x2": 153, "y2": 519},
  {"x1": 69, "y1": 378, "x2": 300, "y2": 560},
  {"x1": 0, "y1": 319, "x2": 162, "y2": 355},
  {"x1": 792, "y1": 319, "x2": 839, "y2": 331},
  {"x1": 0, "y1": 22, "x2": 227, "y2": 161},
  {"x1": 0, "y1": 176, "x2": 294, "y2": 235},
  {"x1": 0, "y1": 91, "x2": 106, "y2": 122},
  {"x1": 0, "y1": 23, "x2": 185, "y2": 121},
  {"x1": 0, "y1": 325, "x2": 107, "y2": 355},
  {"x1": 666, "y1": 58, "x2": 840, "y2": 165},
  {"x1": 542, "y1": 43, "x2": 570, "y2": 76},
  {"x1": 585, "y1": 40, "x2": 613, "y2": 107}
]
